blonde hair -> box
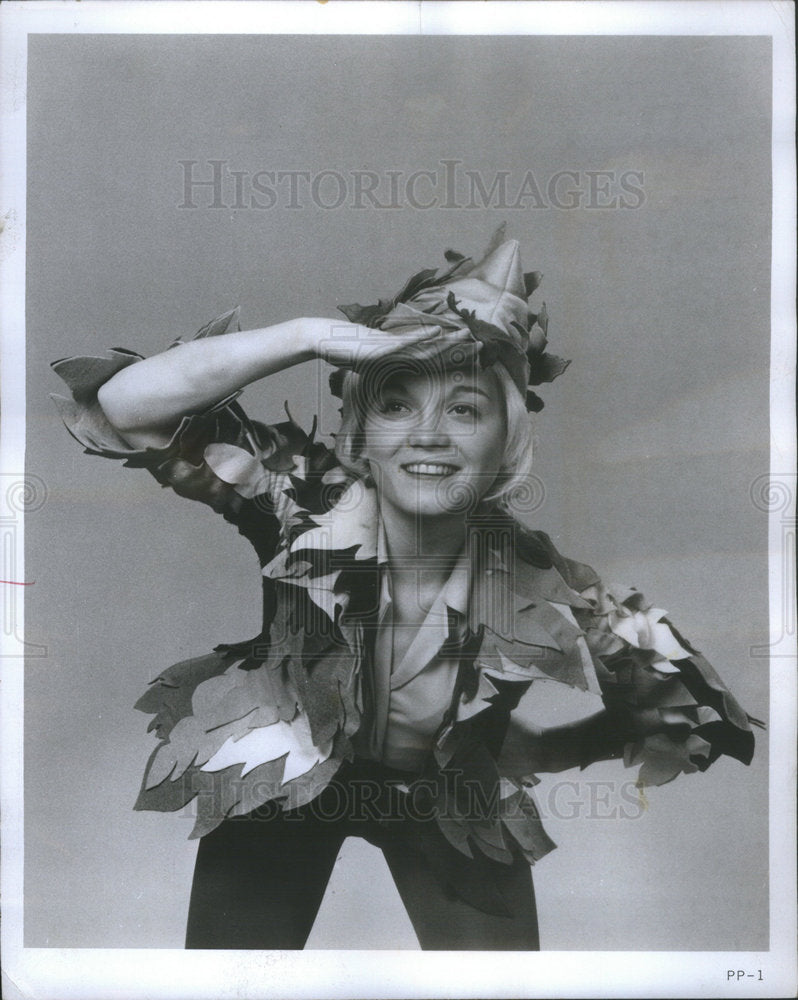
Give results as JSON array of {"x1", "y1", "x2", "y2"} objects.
[{"x1": 333, "y1": 360, "x2": 536, "y2": 515}]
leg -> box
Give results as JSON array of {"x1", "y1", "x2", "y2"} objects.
[
  {"x1": 185, "y1": 802, "x2": 346, "y2": 949},
  {"x1": 381, "y1": 838, "x2": 540, "y2": 951}
]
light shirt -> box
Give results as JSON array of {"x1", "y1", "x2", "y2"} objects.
[{"x1": 366, "y1": 521, "x2": 471, "y2": 772}]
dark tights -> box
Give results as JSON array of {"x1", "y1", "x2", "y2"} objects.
[{"x1": 185, "y1": 763, "x2": 540, "y2": 950}]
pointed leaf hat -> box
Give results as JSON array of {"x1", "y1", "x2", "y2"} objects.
[{"x1": 336, "y1": 226, "x2": 569, "y2": 411}]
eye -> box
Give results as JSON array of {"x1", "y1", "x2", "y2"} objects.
[
  {"x1": 377, "y1": 397, "x2": 412, "y2": 417},
  {"x1": 449, "y1": 403, "x2": 479, "y2": 419}
]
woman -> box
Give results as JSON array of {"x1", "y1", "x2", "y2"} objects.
[{"x1": 51, "y1": 231, "x2": 760, "y2": 950}]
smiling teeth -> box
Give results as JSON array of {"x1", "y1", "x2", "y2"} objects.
[{"x1": 404, "y1": 463, "x2": 459, "y2": 475}]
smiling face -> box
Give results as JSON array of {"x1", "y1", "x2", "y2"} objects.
[{"x1": 360, "y1": 363, "x2": 508, "y2": 521}]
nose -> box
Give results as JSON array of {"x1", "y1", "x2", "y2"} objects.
[
  {"x1": 406, "y1": 396, "x2": 460, "y2": 449},
  {"x1": 407, "y1": 426, "x2": 452, "y2": 449}
]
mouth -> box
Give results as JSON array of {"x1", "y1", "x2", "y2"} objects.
[{"x1": 401, "y1": 462, "x2": 461, "y2": 478}]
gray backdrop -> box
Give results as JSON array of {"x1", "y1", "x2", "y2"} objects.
[{"x1": 25, "y1": 34, "x2": 770, "y2": 949}]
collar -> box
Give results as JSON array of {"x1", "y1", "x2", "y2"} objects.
[{"x1": 263, "y1": 480, "x2": 598, "y2": 692}]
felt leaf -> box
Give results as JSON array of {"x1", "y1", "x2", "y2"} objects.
[
  {"x1": 636, "y1": 674, "x2": 698, "y2": 710},
  {"x1": 434, "y1": 721, "x2": 459, "y2": 768},
  {"x1": 649, "y1": 656, "x2": 683, "y2": 676},
  {"x1": 336, "y1": 250, "x2": 473, "y2": 330},
  {"x1": 250, "y1": 659, "x2": 301, "y2": 724},
  {"x1": 455, "y1": 671, "x2": 501, "y2": 722},
  {"x1": 143, "y1": 736, "x2": 192, "y2": 789},
  {"x1": 445, "y1": 292, "x2": 517, "y2": 349},
  {"x1": 134, "y1": 650, "x2": 234, "y2": 737},
  {"x1": 499, "y1": 775, "x2": 523, "y2": 799},
  {"x1": 583, "y1": 624, "x2": 626, "y2": 659},
  {"x1": 436, "y1": 815, "x2": 474, "y2": 858},
  {"x1": 694, "y1": 705, "x2": 723, "y2": 725},
  {"x1": 624, "y1": 741, "x2": 645, "y2": 768},
  {"x1": 469, "y1": 828, "x2": 513, "y2": 865},
  {"x1": 523, "y1": 270, "x2": 542, "y2": 296},
  {"x1": 512, "y1": 562, "x2": 593, "y2": 610},
  {"x1": 285, "y1": 472, "x2": 347, "y2": 517},
  {"x1": 186, "y1": 306, "x2": 241, "y2": 343},
  {"x1": 203, "y1": 443, "x2": 266, "y2": 494},
  {"x1": 206, "y1": 665, "x2": 292, "y2": 732},
  {"x1": 468, "y1": 817, "x2": 509, "y2": 853},
  {"x1": 280, "y1": 754, "x2": 342, "y2": 810},
  {"x1": 377, "y1": 300, "x2": 463, "y2": 333},
  {"x1": 605, "y1": 582, "x2": 642, "y2": 607},
  {"x1": 185, "y1": 762, "x2": 277, "y2": 840},
  {"x1": 143, "y1": 704, "x2": 256, "y2": 790},
  {"x1": 675, "y1": 653, "x2": 755, "y2": 733},
  {"x1": 526, "y1": 320, "x2": 548, "y2": 354},
  {"x1": 525, "y1": 391, "x2": 545, "y2": 412},
  {"x1": 658, "y1": 707, "x2": 700, "y2": 728},
  {"x1": 50, "y1": 349, "x2": 143, "y2": 401},
  {"x1": 225, "y1": 756, "x2": 287, "y2": 818},
  {"x1": 692, "y1": 720, "x2": 755, "y2": 766},
  {"x1": 49, "y1": 393, "x2": 141, "y2": 457},
  {"x1": 571, "y1": 635, "x2": 603, "y2": 695},
  {"x1": 289, "y1": 572, "x2": 344, "y2": 624},
  {"x1": 557, "y1": 556, "x2": 601, "y2": 595},
  {"x1": 336, "y1": 301, "x2": 390, "y2": 326},
  {"x1": 513, "y1": 528, "x2": 557, "y2": 570},
  {"x1": 484, "y1": 648, "x2": 555, "y2": 683},
  {"x1": 200, "y1": 711, "x2": 333, "y2": 781},
  {"x1": 471, "y1": 574, "x2": 586, "y2": 653},
  {"x1": 500, "y1": 626, "x2": 588, "y2": 690},
  {"x1": 443, "y1": 739, "x2": 503, "y2": 823},
  {"x1": 289, "y1": 479, "x2": 379, "y2": 561},
  {"x1": 190, "y1": 671, "x2": 249, "y2": 721},
  {"x1": 499, "y1": 787, "x2": 557, "y2": 862},
  {"x1": 527, "y1": 600, "x2": 585, "y2": 649},
  {"x1": 478, "y1": 633, "x2": 561, "y2": 682},
  {"x1": 146, "y1": 668, "x2": 294, "y2": 788},
  {"x1": 528, "y1": 352, "x2": 571, "y2": 386},
  {"x1": 510, "y1": 319, "x2": 533, "y2": 346},
  {"x1": 280, "y1": 732, "x2": 352, "y2": 809},
  {"x1": 328, "y1": 367, "x2": 346, "y2": 400},
  {"x1": 260, "y1": 448, "x2": 299, "y2": 474},
  {"x1": 288, "y1": 651, "x2": 353, "y2": 747},
  {"x1": 634, "y1": 732, "x2": 712, "y2": 787},
  {"x1": 394, "y1": 266, "x2": 441, "y2": 302},
  {"x1": 134, "y1": 745, "x2": 199, "y2": 813},
  {"x1": 536, "y1": 302, "x2": 549, "y2": 336},
  {"x1": 609, "y1": 607, "x2": 691, "y2": 661}
]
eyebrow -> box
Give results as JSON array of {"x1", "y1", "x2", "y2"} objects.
[
  {"x1": 380, "y1": 381, "x2": 492, "y2": 401},
  {"x1": 448, "y1": 384, "x2": 492, "y2": 400}
]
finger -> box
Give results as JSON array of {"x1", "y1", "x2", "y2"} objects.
[
  {"x1": 359, "y1": 325, "x2": 444, "y2": 360},
  {"x1": 391, "y1": 323, "x2": 444, "y2": 343},
  {"x1": 356, "y1": 333, "x2": 481, "y2": 372}
]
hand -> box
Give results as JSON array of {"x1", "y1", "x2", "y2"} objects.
[{"x1": 311, "y1": 319, "x2": 478, "y2": 372}]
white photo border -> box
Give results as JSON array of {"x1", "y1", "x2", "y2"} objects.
[{"x1": 1, "y1": 2, "x2": 795, "y2": 998}]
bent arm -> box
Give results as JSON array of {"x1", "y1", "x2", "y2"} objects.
[
  {"x1": 96, "y1": 317, "x2": 324, "y2": 447},
  {"x1": 498, "y1": 708, "x2": 633, "y2": 777},
  {"x1": 96, "y1": 312, "x2": 449, "y2": 449}
]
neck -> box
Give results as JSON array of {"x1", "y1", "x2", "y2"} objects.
[{"x1": 378, "y1": 501, "x2": 465, "y2": 588}]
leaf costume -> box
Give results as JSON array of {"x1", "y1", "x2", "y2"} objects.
[{"x1": 50, "y1": 235, "x2": 760, "y2": 936}]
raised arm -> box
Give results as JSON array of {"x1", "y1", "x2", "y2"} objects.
[
  {"x1": 96, "y1": 314, "x2": 451, "y2": 449},
  {"x1": 96, "y1": 317, "x2": 317, "y2": 446}
]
